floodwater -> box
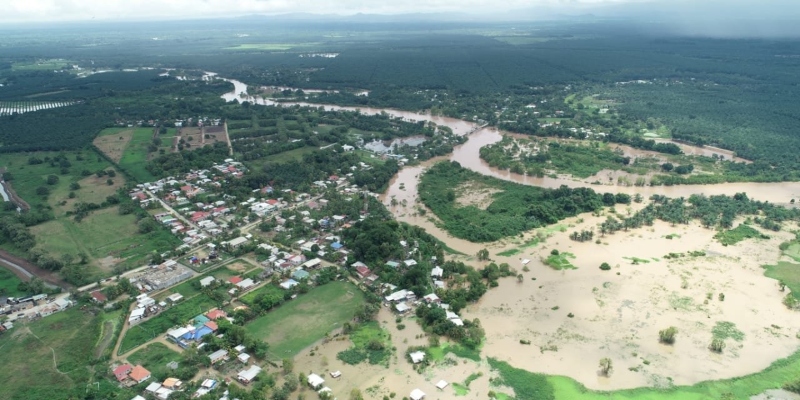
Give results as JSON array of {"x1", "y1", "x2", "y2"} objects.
[{"x1": 218, "y1": 75, "x2": 800, "y2": 391}]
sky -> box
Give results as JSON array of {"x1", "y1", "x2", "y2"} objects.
[{"x1": 1, "y1": 0, "x2": 798, "y2": 31}]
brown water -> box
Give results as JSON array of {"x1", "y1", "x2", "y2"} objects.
[{"x1": 220, "y1": 75, "x2": 800, "y2": 391}]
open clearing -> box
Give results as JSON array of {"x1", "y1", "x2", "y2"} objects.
[
  {"x1": 126, "y1": 342, "x2": 182, "y2": 380},
  {"x1": 117, "y1": 127, "x2": 158, "y2": 182},
  {"x1": 93, "y1": 128, "x2": 134, "y2": 163},
  {"x1": 245, "y1": 281, "x2": 365, "y2": 358},
  {"x1": 455, "y1": 181, "x2": 502, "y2": 210}
]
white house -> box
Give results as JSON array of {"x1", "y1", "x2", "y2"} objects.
[{"x1": 307, "y1": 373, "x2": 325, "y2": 389}]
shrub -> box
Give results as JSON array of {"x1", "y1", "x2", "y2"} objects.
[
  {"x1": 599, "y1": 262, "x2": 611, "y2": 271},
  {"x1": 709, "y1": 338, "x2": 725, "y2": 353},
  {"x1": 550, "y1": 249, "x2": 560, "y2": 256},
  {"x1": 659, "y1": 326, "x2": 678, "y2": 344}
]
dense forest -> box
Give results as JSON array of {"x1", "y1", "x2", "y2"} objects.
[{"x1": 419, "y1": 161, "x2": 630, "y2": 242}]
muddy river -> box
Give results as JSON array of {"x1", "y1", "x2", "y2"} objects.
[{"x1": 221, "y1": 77, "x2": 800, "y2": 391}]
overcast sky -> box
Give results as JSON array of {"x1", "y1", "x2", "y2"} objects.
[{"x1": 1, "y1": 0, "x2": 797, "y2": 25}]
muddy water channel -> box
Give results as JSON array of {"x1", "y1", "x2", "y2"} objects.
[{"x1": 222, "y1": 78, "x2": 800, "y2": 391}]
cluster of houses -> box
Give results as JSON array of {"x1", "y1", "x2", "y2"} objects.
[{"x1": 165, "y1": 308, "x2": 230, "y2": 348}]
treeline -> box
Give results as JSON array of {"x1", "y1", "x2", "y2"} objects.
[{"x1": 419, "y1": 161, "x2": 629, "y2": 242}]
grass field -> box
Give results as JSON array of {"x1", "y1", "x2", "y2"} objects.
[
  {"x1": 544, "y1": 252, "x2": 577, "y2": 270},
  {"x1": 0, "y1": 308, "x2": 100, "y2": 400},
  {"x1": 117, "y1": 127, "x2": 158, "y2": 182},
  {"x1": 0, "y1": 267, "x2": 26, "y2": 297},
  {"x1": 245, "y1": 281, "x2": 365, "y2": 358},
  {"x1": 239, "y1": 284, "x2": 284, "y2": 306},
  {"x1": 0, "y1": 150, "x2": 115, "y2": 212},
  {"x1": 127, "y1": 342, "x2": 182, "y2": 380},
  {"x1": 93, "y1": 128, "x2": 134, "y2": 163},
  {"x1": 119, "y1": 294, "x2": 219, "y2": 355},
  {"x1": 29, "y1": 207, "x2": 171, "y2": 279},
  {"x1": 763, "y1": 261, "x2": 800, "y2": 299}
]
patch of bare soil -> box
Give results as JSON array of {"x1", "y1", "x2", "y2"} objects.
[
  {"x1": 93, "y1": 129, "x2": 134, "y2": 163},
  {"x1": 454, "y1": 181, "x2": 501, "y2": 210}
]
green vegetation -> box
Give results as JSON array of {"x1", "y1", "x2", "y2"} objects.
[
  {"x1": 119, "y1": 294, "x2": 220, "y2": 354},
  {"x1": 763, "y1": 262, "x2": 800, "y2": 301},
  {"x1": 420, "y1": 161, "x2": 625, "y2": 242},
  {"x1": 659, "y1": 326, "x2": 678, "y2": 344},
  {"x1": 126, "y1": 343, "x2": 182, "y2": 381},
  {"x1": 112, "y1": 127, "x2": 158, "y2": 182},
  {"x1": 714, "y1": 224, "x2": 769, "y2": 246},
  {"x1": 544, "y1": 251, "x2": 576, "y2": 270},
  {"x1": 0, "y1": 268, "x2": 26, "y2": 297},
  {"x1": 428, "y1": 342, "x2": 482, "y2": 362},
  {"x1": 245, "y1": 281, "x2": 365, "y2": 358},
  {"x1": 489, "y1": 358, "x2": 554, "y2": 400},
  {"x1": 712, "y1": 321, "x2": 745, "y2": 342},
  {"x1": 336, "y1": 321, "x2": 392, "y2": 366}
]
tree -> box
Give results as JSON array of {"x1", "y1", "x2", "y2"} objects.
[
  {"x1": 661, "y1": 163, "x2": 674, "y2": 172},
  {"x1": 709, "y1": 338, "x2": 725, "y2": 353},
  {"x1": 599, "y1": 262, "x2": 611, "y2": 271},
  {"x1": 106, "y1": 178, "x2": 114, "y2": 186},
  {"x1": 46, "y1": 174, "x2": 59, "y2": 185},
  {"x1": 659, "y1": 326, "x2": 678, "y2": 344},
  {"x1": 517, "y1": 274, "x2": 523, "y2": 283},
  {"x1": 107, "y1": 169, "x2": 116, "y2": 177},
  {"x1": 36, "y1": 186, "x2": 50, "y2": 196},
  {"x1": 477, "y1": 248, "x2": 490, "y2": 261},
  {"x1": 282, "y1": 358, "x2": 294, "y2": 375},
  {"x1": 599, "y1": 357, "x2": 613, "y2": 376},
  {"x1": 69, "y1": 182, "x2": 80, "y2": 190}
]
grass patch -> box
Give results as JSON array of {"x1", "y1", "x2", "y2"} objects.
[
  {"x1": 239, "y1": 284, "x2": 285, "y2": 306},
  {"x1": 336, "y1": 321, "x2": 392, "y2": 366},
  {"x1": 127, "y1": 342, "x2": 182, "y2": 381},
  {"x1": 712, "y1": 321, "x2": 745, "y2": 342},
  {"x1": 245, "y1": 281, "x2": 365, "y2": 358},
  {"x1": 544, "y1": 252, "x2": 576, "y2": 270},
  {"x1": 119, "y1": 294, "x2": 219, "y2": 354},
  {"x1": 497, "y1": 249, "x2": 521, "y2": 257},
  {"x1": 428, "y1": 342, "x2": 481, "y2": 362},
  {"x1": 764, "y1": 261, "x2": 800, "y2": 299},
  {"x1": 714, "y1": 224, "x2": 769, "y2": 246},
  {"x1": 453, "y1": 383, "x2": 469, "y2": 396},
  {"x1": 0, "y1": 308, "x2": 103, "y2": 400},
  {"x1": 489, "y1": 358, "x2": 554, "y2": 400},
  {"x1": 117, "y1": 127, "x2": 158, "y2": 182},
  {"x1": 623, "y1": 257, "x2": 651, "y2": 264},
  {"x1": 0, "y1": 267, "x2": 26, "y2": 297}
]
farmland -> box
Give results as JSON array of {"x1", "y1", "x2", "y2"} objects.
[
  {"x1": 245, "y1": 281, "x2": 365, "y2": 358},
  {"x1": 116, "y1": 127, "x2": 158, "y2": 182}
]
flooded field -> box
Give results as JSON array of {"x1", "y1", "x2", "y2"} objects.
[{"x1": 218, "y1": 74, "x2": 800, "y2": 393}]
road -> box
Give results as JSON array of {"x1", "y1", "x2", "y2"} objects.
[{"x1": 144, "y1": 189, "x2": 201, "y2": 231}]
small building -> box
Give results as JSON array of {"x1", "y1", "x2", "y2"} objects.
[
  {"x1": 209, "y1": 349, "x2": 229, "y2": 364},
  {"x1": 302, "y1": 258, "x2": 322, "y2": 269},
  {"x1": 292, "y1": 269, "x2": 310, "y2": 281},
  {"x1": 280, "y1": 279, "x2": 299, "y2": 290},
  {"x1": 206, "y1": 308, "x2": 227, "y2": 320},
  {"x1": 431, "y1": 266, "x2": 443, "y2": 278},
  {"x1": 330, "y1": 371, "x2": 341, "y2": 378},
  {"x1": 436, "y1": 380, "x2": 448, "y2": 390},
  {"x1": 113, "y1": 363, "x2": 132, "y2": 382},
  {"x1": 410, "y1": 351, "x2": 426, "y2": 364},
  {"x1": 238, "y1": 365, "x2": 262, "y2": 384},
  {"x1": 91, "y1": 291, "x2": 108, "y2": 303},
  {"x1": 236, "y1": 278, "x2": 256, "y2": 291},
  {"x1": 395, "y1": 303, "x2": 410, "y2": 314},
  {"x1": 238, "y1": 353, "x2": 251, "y2": 364},
  {"x1": 129, "y1": 365, "x2": 151, "y2": 383},
  {"x1": 410, "y1": 389, "x2": 426, "y2": 400},
  {"x1": 162, "y1": 377, "x2": 182, "y2": 389},
  {"x1": 307, "y1": 373, "x2": 325, "y2": 389},
  {"x1": 226, "y1": 236, "x2": 249, "y2": 248},
  {"x1": 167, "y1": 293, "x2": 184, "y2": 303},
  {"x1": 355, "y1": 265, "x2": 372, "y2": 279},
  {"x1": 145, "y1": 382, "x2": 162, "y2": 393},
  {"x1": 423, "y1": 293, "x2": 440, "y2": 304},
  {"x1": 199, "y1": 276, "x2": 215, "y2": 287}
]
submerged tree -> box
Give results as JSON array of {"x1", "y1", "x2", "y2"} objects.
[{"x1": 599, "y1": 357, "x2": 613, "y2": 376}]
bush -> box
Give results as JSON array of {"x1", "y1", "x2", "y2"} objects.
[
  {"x1": 659, "y1": 326, "x2": 678, "y2": 344},
  {"x1": 599, "y1": 262, "x2": 611, "y2": 271},
  {"x1": 550, "y1": 249, "x2": 559, "y2": 256},
  {"x1": 709, "y1": 338, "x2": 725, "y2": 353}
]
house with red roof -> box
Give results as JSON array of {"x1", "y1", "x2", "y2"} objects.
[
  {"x1": 266, "y1": 199, "x2": 279, "y2": 206},
  {"x1": 355, "y1": 265, "x2": 372, "y2": 279},
  {"x1": 91, "y1": 290, "x2": 108, "y2": 303},
  {"x1": 191, "y1": 211, "x2": 211, "y2": 223},
  {"x1": 206, "y1": 309, "x2": 227, "y2": 320},
  {"x1": 229, "y1": 276, "x2": 243, "y2": 285},
  {"x1": 129, "y1": 365, "x2": 151, "y2": 383},
  {"x1": 113, "y1": 364, "x2": 132, "y2": 382},
  {"x1": 205, "y1": 321, "x2": 219, "y2": 331}
]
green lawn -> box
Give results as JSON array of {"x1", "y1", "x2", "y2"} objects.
[
  {"x1": 240, "y1": 284, "x2": 284, "y2": 306},
  {"x1": 0, "y1": 267, "x2": 26, "y2": 297},
  {"x1": 118, "y1": 127, "x2": 158, "y2": 182},
  {"x1": 245, "y1": 281, "x2": 365, "y2": 358},
  {"x1": 127, "y1": 342, "x2": 182, "y2": 381},
  {"x1": 119, "y1": 294, "x2": 220, "y2": 355}
]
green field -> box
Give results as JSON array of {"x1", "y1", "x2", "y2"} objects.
[
  {"x1": 0, "y1": 150, "x2": 115, "y2": 212},
  {"x1": 245, "y1": 281, "x2": 365, "y2": 358},
  {"x1": 119, "y1": 294, "x2": 220, "y2": 355},
  {"x1": 336, "y1": 321, "x2": 392, "y2": 366},
  {"x1": 0, "y1": 308, "x2": 101, "y2": 400},
  {"x1": 239, "y1": 284, "x2": 285, "y2": 306},
  {"x1": 715, "y1": 224, "x2": 769, "y2": 246},
  {"x1": 544, "y1": 252, "x2": 576, "y2": 270},
  {"x1": 127, "y1": 342, "x2": 182, "y2": 381},
  {"x1": 29, "y1": 207, "x2": 178, "y2": 279},
  {"x1": 764, "y1": 261, "x2": 800, "y2": 299},
  {"x1": 117, "y1": 127, "x2": 158, "y2": 182},
  {"x1": 0, "y1": 268, "x2": 26, "y2": 297}
]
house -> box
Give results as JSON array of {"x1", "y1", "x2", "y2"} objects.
[
  {"x1": 395, "y1": 303, "x2": 410, "y2": 314},
  {"x1": 145, "y1": 382, "x2": 162, "y2": 394},
  {"x1": 404, "y1": 259, "x2": 418, "y2": 267},
  {"x1": 129, "y1": 365, "x2": 151, "y2": 383},
  {"x1": 200, "y1": 276, "x2": 215, "y2": 287},
  {"x1": 280, "y1": 279, "x2": 299, "y2": 290},
  {"x1": 410, "y1": 389, "x2": 426, "y2": 400},
  {"x1": 208, "y1": 349, "x2": 229, "y2": 364},
  {"x1": 409, "y1": 351, "x2": 426, "y2": 364},
  {"x1": 238, "y1": 353, "x2": 251, "y2": 364},
  {"x1": 236, "y1": 278, "x2": 256, "y2": 291},
  {"x1": 355, "y1": 265, "x2": 372, "y2": 279},
  {"x1": 436, "y1": 380, "x2": 449, "y2": 390},
  {"x1": 423, "y1": 293, "x2": 441, "y2": 304},
  {"x1": 162, "y1": 378, "x2": 182, "y2": 389},
  {"x1": 292, "y1": 269, "x2": 310, "y2": 281},
  {"x1": 431, "y1": 266, "x2": 443, "y2": 278},
  {"x1": 113, "y1": 363, "x2": 132, "y2": 382},
  {"x1": 385, "y1": 289, "x2": 410, "y2": 302},
  {"x1": 238, "y1": 365, "x2": 262, "y2": 384},
  {"x1": 91, "y1": 291, "x2": 108, "y2": 303},
  {"x1": 206, "y1": 309, "x2": 227, "y2": 320},
  {"x1": 226, "y1": 236, "x2": 249, "y2": 248},
  {"x1": 302, "y1": 258, "x2": 322, "y2": 269},
  {"x1": 330, "y1": 371, "x2": 342, "y2": 378},
  {"x1": 385, "y1": 261, "x2": 400, "y2": 269},
  {"x1": 167, "y1": 293, "x2": 183, "y2": 303},
  {"x1": 229, "y1": 276, "x2": 243, "y2": 285},
  {"x1": 307, "y1": 373, "x2": 325, "y2": 389},
  {"x1": 132, "y1": 396, "x2": 147, "y2": 400}
]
